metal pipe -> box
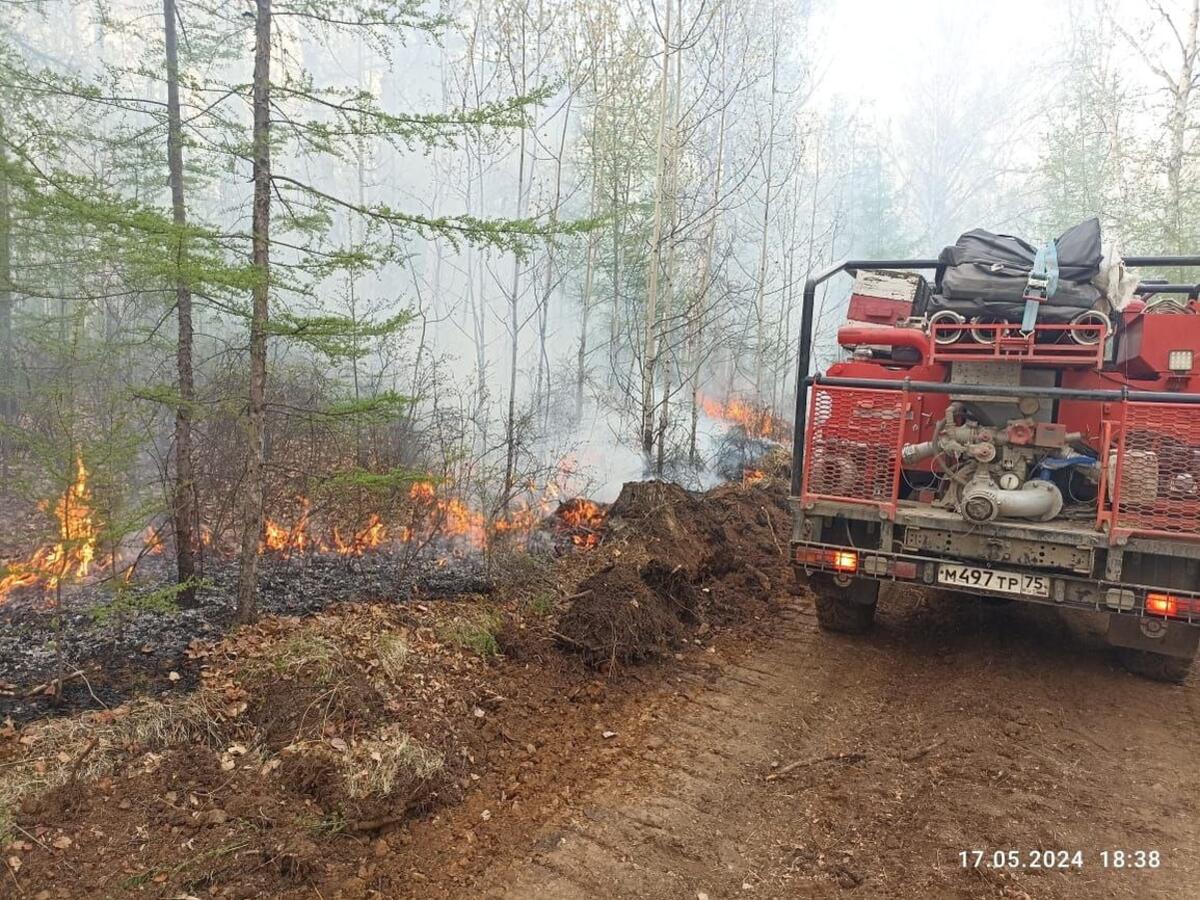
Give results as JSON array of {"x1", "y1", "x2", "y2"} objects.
[
  {"x1": 961, "y1": 480, "x2": 1063, "y2": 523},
  {"x1": 836, "y1": 325, "x2": 930, "y2": 361},
  {"x1": 901, "y1": 440, "x2": 939, "y2": 465},
  {"x1": 1123, "y1": 256, "x2": 1200, "y2": 267},
  {"x1": 792, "y1": 261, "x2": 844, "y2": 496}
]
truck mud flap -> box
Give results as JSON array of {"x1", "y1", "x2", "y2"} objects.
[{"x1": 1106, "y1": 614, "x2": 1200, "y2": 659}]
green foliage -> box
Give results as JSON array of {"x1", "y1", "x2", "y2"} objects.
[
  {"x1": 319, "y1": 392, "x2": 410, "y2": 424},
  {"x1": 273, "y1": 310, "x2": 413, "y2": 359},
  {"x1": 525, "y1": 591, "x2": 555, "y2": 617},
  {"x1": 439, "y1": 607, "x2": 502, "y2": 658},
  {"x1": 320, "y1": 466, "x2": 429, "y2": 495},
  {"x1": 88, "y1": 579, "x2": 203, "y2": 626}
]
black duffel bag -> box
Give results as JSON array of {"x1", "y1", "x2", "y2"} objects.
[{"x1": 936, "y1": 217, "x2": 1103, "y2": 310}]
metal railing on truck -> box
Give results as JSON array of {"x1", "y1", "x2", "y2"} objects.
[
  {"x1": 790, "y1": 256, "x2": 1200, "y2": 544},
  {"x1": 1099, "y1": 401, "x2": 1200, "y2": 542}
]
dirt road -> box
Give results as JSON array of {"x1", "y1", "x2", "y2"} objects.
[{"x1": 436, "y1": 588, "x2": 1199, "y2": 899}]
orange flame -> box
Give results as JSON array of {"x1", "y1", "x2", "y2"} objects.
[
  {"x1": 555, "y1": 498, "x2": 605, "y2": 549},
  {"x1": 255, "y1": 481, "x2": 593, "y2": 558},
  {"x1": 331, "y1": 515, "x2": 388, "y2": 556},
  {"x1": 743, "y1": 469, "x2": 766, "y2": 484},
  {"x1": 262, "y1": 498, "x2": 397, "y2": 559},
  {"x1": 698, "y1": 393, "x2": 787, "y2": 440},
  {"x1": 262, "y1": 498, "x2": 314, "y2": 557},
  {"x1": 408, "y1": 481, "x2": 436, "y2": 503},
  {"x1": 0, "y1": 455, "x2": 99, "y2": 602},
  {"x1": 144, "y1": 527, "x2": 165, "y2": 555}
]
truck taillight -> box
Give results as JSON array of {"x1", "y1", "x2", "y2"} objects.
[
  {"x1": 1146, "y1": 593, "x2": 1177, "y2": 616},
  {"x1": 1144, "y1": 593, "x2": 1199, "y2": 617},
  {"x1": 831, "y1": 551, "x2": 858, "y2": 573},
  {"x1": 795, "y1": 547, "x2": 859, "y2": 573}
]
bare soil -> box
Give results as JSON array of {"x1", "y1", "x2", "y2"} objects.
[
  {"x1": 467, "y1": 591, "x2": 1200, "y2": 900},
  {"x1": 3, "y1": 476, "x2": 1197, "y2": 900}
]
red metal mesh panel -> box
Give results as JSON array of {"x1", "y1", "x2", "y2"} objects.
[
  {"x1": 1109, "y1": 402, "x2": 1200, "y2": 539},
  {"x1": 803, "y1": 386, "x2": 904, "y2": 509}
]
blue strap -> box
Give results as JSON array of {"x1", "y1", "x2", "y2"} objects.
[{"x1": 1022, "y1": 240, "x2": 1060, "y2": 333}]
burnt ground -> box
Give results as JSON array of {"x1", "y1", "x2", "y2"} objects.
[
  {"x1": 2, "y1": 475, "x2": 1198, "y2": 900},
  {"x1": 0, "y1": 553, "x2": 492, "y2": 723}
]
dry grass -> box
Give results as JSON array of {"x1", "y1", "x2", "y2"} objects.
[
  {"x1": 0, "y1": 693, "x2": 225, "y2": 838},
  {"x1": 374, "y1": 632, "x2": 412, "y2": 681},
  {"x1": 342, "y1": 729, "x2": 444, "y2": 800},
  {"x1": 263, "y1": 633, "x2": 342, "y2": 682}
]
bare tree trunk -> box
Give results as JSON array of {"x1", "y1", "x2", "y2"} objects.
[
  {"x1": 775, "y1": 193, "x2": 801, "y2": 409},
  {"x1": 576, "y1": 114, "x2": 600, "y2": 421},
  {"x1": 607, "y1": 162, "x2": 625, "y2": 384},
  {"x1": 163, "y1": 0, "x2": 197, "y2": 607},
  {"x1": 641, "y1": 0, "x2": 672, "y2": 464},
  {"x1": 688, "y1": 9, "x2": 730, "y2": 467},
  {"x1": 753, "y1": 34, "x2": 780, "y2": 400},
  {"x1": 348, "y1": 66, "x2": 370, "y2": 468},
  {"x1": 0, "y1": 115, "x2": 14, "y2": 487},
  {"x1": 0, "y1": 149, "x2": 11, "y2": 486},
  {"x1": 1165, "y1": 0, "x2": 1199, "y2": 260},
  {"x1": 656, "y1": 363, "x2": 671, "y2": 477},
  {"x1": 463, "y1": 15, "x2": 489, "y2": 431},
  {"x1": 654, "y1": 0, "x2": 684, "y2": 473},
  {"x1": 503, "y1": 14, "x2": 530, "y2": 508},
  {"x1": 235, "y1": 0, "x2": 272, "y2": 625},
  {"x1": 536, "y1": 94, "x2": 571, "y2": 425}
]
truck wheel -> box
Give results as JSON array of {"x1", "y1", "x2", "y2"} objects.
[
  {"x1": 1115, "y1": 648, "x2": 1194, "y2": 684},
  {"x1": 809, "y1": 574, "x2": 879, "y2": 634}
]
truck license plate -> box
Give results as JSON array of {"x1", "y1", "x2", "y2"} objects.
[{"x1": 936, "y1": 564, "x2": 1049, "y2": 598}]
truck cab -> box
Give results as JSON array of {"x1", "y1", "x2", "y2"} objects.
[{"x1": 790, "y1": 254, "x2": 1200, "y2": 682}]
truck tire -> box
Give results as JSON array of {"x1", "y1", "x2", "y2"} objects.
[
  {"x1": 809, "y1": 575, "x2": 879, "y2": 634},
  {"x1": 1115, "y1": 648, "x2": 1193, "y2": 684}
]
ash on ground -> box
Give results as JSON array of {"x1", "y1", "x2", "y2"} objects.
[{"x1": 0, "y1": 551, "x2": 492, "y2": 723}]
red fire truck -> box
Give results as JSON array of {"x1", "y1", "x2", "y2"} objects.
[{"x1": 790, "y1": 248, "x2": 1200, "y2": 682}]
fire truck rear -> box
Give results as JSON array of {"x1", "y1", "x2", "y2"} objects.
[{"x1": 789, "y1": 232, "x2": 1200, "y2": 682}]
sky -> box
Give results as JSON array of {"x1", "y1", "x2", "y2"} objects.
[{"x1": 811, "y1": 0, "x2": 1068, "y2": 112}]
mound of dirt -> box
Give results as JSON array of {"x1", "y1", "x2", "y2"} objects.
[
  {"x1": 556, "y1": 564, "x2": 683, "y2": 666},
  {"x1": 559, "y1": 474, "x2": 794, "y2": 667},
  {"x1": 603, "y1": 481, "x2": 709, "y2": 565},
  {"x1": 248, "y1": 660, "x2": 385, "y2": 750}
]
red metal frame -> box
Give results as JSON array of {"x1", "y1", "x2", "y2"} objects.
[
  {"x1": 1098, "y1": 400, "x2": 1200, "y2": 544},
  {"x1": 800, "y1": 385, "x2": 909, "y2": 518},
  {"x1": 928, "y1": 322, "x2": 1106, "y2": 366}
]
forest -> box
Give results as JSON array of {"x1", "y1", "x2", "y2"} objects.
[
  {"x1": 2, "y1": 0, "x2": 1200, "y2": 897},
  {"x1": 1, "y1": 0, "x2": 1197, "y2": 623}
]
